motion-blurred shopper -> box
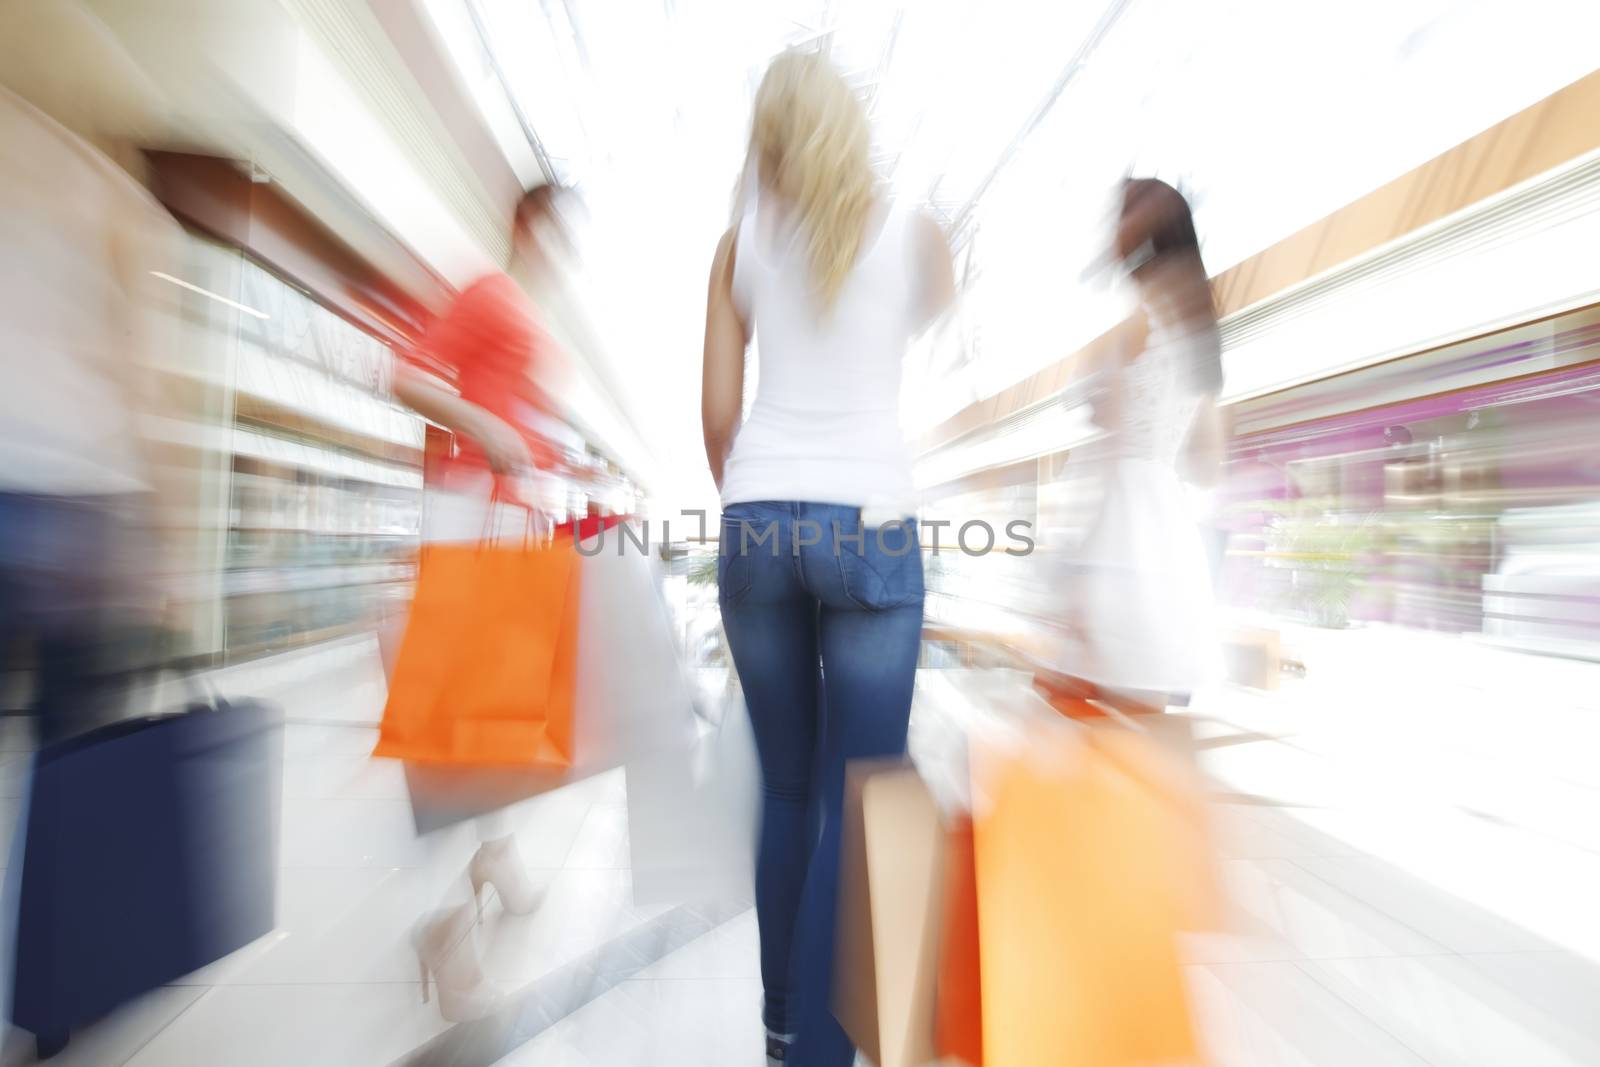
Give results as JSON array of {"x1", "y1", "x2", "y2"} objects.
[
  {"x1": 0, "y1": 6, "x2": 181, "y2": 747},
  {"x1": 386, "y1": 184, "x2": 574, "y2": 1022},
  {"x1": 702, "y1": 49, "x2": 955, "y2": 1067},
  {"x1": 1038, "y1": 178, "x2": 1226, "y2": 716},
  {"x1": 1, "y1": 5, "x2": 228, "y2": 1055}
]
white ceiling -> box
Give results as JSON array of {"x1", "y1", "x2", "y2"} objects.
[{"x1": 436, "y1": 0, "x2": 1600, "y2": 512}]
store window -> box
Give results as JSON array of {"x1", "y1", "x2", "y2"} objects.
[{"x1": 163, "y1": 231, "x2": 425, "y2": 661}]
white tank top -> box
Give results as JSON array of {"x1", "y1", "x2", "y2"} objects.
[{"x1": 719, "y1": 199, "x2": 921, "y2": 511}]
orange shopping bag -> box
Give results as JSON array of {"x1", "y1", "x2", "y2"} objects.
[
  {"x1": 972, "y1": 724, "x2": 1206, "y2": 1067},
  {"x1": 1090, "y1": 724, "x2": 1224, "y2": 934},
  {"x1": 375, "y1": 531, "x2": 580, "y2": 768}
]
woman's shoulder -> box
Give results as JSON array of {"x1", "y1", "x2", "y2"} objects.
[
  {"x1": 895, "y1": 199, "x2": 928, "y2": 223},
  {"x1": 876, "y1": 201, "x2": 945, "y2": 259},
  {"x1": 903, "y1": 205, "x2": 945, "y2": 247}
]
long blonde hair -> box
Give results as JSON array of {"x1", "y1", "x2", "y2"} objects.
[{"x1": 741, "y1": 50, "x2": 876, "y2": 310}]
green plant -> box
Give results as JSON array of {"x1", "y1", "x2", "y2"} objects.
[
  {"x1": 685, "y1": 552, "x2": 719, "y2": 588},
  {"x1": 1243, "y1": 498, "x2": 1384, "y2": 629}
]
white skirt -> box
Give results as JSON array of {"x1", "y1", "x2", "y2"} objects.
[{"x1": 1052, "y1": 457, "x2": 1222, "y2": 694}]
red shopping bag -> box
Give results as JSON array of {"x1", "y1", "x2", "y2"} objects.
[
  {"x1": 375, "y1": 531, "x2": 579, "y2": 768},
  {"x1": 935, "y1": 813, "x2": 982, "y2": 1065}
]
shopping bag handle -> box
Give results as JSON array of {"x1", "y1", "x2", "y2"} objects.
[
  {"x1": 131, "y1": 643, "x2": 236, "y2": 716},
  {"x1": 480, "y1": 484, "x2": 539, "y2": 547},
  {"x1": 151, "y1": 645, "x2": 232, "y2": 712},
  {"x1": 181, "y1": 672, "x2": 231, "y2": 712}
]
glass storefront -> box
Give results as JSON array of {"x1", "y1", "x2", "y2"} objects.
[
  {"x1": 159, "y1": 232, "x2": 424, "y2": 662},
  {"x1": 1218, "y1": 306, "x2": 1600, "y2": 653}
]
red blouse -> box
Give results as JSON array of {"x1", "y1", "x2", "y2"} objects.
[{"x1": 408, "y1": 273, "x2": 562, "y2": 487}]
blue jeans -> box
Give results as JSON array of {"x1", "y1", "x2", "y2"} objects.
[{"x1": 718, "y1": 501, "x2": 924, "y2": 1067}]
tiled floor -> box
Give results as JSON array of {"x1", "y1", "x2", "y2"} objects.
[{"x1": 1, "y1": 628, "x2": 1598, "y2": 1065}]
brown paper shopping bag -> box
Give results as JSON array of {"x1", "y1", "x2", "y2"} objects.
[{"x1": 832, "y1": 760, "x2": 947, "y2": 1067}]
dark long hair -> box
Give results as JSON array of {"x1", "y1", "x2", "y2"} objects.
[
  {"x1": 515, "y1": 183, "x2": 566, "y2": 229},
  {"x1": 1118, "y1": 178, "x2": 1222, "y2": 394}
]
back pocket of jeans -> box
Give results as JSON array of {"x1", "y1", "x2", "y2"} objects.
[{"x1": 837, "y1": 522, "x2": 923, "y2": 611}]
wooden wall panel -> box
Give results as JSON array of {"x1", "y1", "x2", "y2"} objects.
[
  {"x1": 1210, "y1": 69, "x2": 1600, "y2": 318},
  {"x1": 148, "y1": 151, "x2": 439, "y2": 348}
]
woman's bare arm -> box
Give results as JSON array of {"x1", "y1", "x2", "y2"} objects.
[
  {"x1": 393, "y1": 371, "x2": 531, "y2": 474},
  {"x1": 913, "y1": 212, "x2": 957, "y2": 332},
  {"x1": 702, "y1": 228, "x2": 749, "y2": 489}
]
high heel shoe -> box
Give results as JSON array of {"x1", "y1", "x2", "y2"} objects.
[
  {"x1": 411, "y1": 904, "x2": 506, "y2": 1022},
  {"x1": 467, "y1": 836, "x2": 542, "y2": 917}
]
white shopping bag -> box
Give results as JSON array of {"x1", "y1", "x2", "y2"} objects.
[
  {"x1": 572, "y1": 526, "x2": 699, "y2": 765},
  {"x1": 626, "y1": 672, "x2": 760, "y2": 907}
]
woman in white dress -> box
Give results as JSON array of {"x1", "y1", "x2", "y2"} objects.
[{"x1": 1039, "y1": 178, "x2": 1227, "y2": 714}]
